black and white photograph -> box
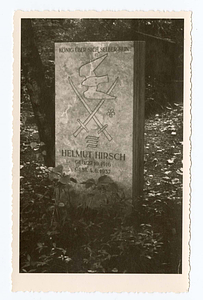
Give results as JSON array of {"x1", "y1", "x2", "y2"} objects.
[{"x1": 12, "y1": 11, "x2": 191, "y2": 292}]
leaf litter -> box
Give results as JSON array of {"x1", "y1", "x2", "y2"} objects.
[{"x1": 20, "y1": 101, "x2": 183, "y2": 273}]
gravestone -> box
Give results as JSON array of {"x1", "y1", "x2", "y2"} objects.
[{"x1": 55, "y1": 41, "x2": 145, "y2": 203}]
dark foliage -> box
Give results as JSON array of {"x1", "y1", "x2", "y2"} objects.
[{"x1": 20, "y1": 101, "x2": 183, "y2": 273}]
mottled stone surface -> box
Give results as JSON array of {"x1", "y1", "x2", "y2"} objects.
[{"x1": 55, "y1": 41, "x2": 134, "y2": 197}]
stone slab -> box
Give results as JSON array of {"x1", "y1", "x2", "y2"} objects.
[{"x1": 55, "y1": 41, "x2": 136, "y2": 197}]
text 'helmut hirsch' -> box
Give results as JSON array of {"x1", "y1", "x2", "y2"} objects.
[{"x1": 61, "y1": 150, "x2": 126, "y2": 161}]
